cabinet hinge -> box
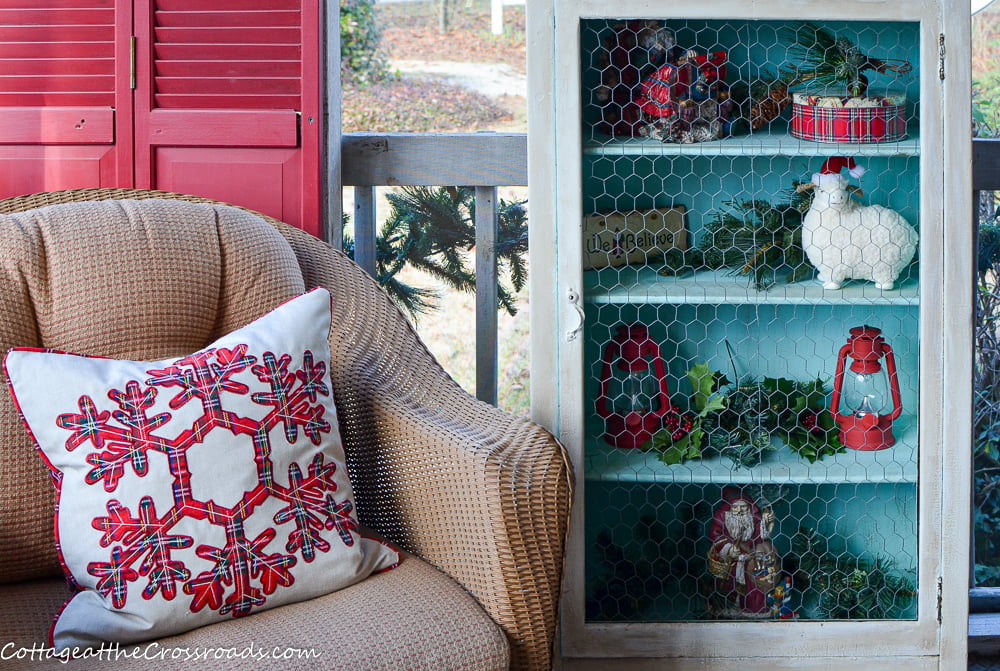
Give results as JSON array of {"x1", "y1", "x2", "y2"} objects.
[
  {"x1": 936, "y1": 576, "x2": 943, "y2": 623},
  {"x1": 129, "y1": 36, "x2": 137, "y2": 90},
  {"x1": 938, "y1": 33, "x2": 946, "y2": 81}
]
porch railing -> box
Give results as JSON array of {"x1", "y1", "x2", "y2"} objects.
[
  {"x1": 340, "y1": 132, "x2": 527, "y2": 405},
  {"x1": 341, "y1": 132, "x2": 1000, "y2": 408}
]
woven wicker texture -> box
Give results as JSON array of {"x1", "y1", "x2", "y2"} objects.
[
  {"x1": 0, "y1": 189, "x2": 573, "y2": 671},
  {"x1": 0, "y1": 555, "x2": 509, "y2": 671}
]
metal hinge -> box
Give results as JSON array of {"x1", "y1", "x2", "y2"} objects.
[
  {"x1": 938, "y1": 33, "x2": 946, "y2": 81},
  {"x1": 936, "y1": 576, "x2": 943, "y2": 623},
  {"x1": 129, "y1": 36, "x2": 137, "y2": 90}
]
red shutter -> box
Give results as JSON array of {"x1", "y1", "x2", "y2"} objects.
[
  {"x1": 0, "y1": 0, "x2": 131, "y2": 196},
  {"x1": 135, "y1": 0, "x2": 322, "y2": 234}
]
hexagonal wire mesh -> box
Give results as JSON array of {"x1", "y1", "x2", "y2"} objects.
[{"x1": 579, "y1": 18, "x2": 920, "y2": 622}]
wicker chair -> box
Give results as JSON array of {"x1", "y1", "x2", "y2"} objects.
[{"x1": 0, "y1": 189, "x2": 572, "y2": 671}]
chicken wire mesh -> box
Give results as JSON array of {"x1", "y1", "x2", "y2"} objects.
[{"x1": 578, "y1": 17, "x2": 921, "y2": 622}]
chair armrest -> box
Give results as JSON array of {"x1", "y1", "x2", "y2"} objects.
[{"x1": 347, "y1": 389, "x2": 572, "y2": 671}]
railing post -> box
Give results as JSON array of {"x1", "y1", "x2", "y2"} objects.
[
  {"x1": 354, "y1": 185, "x2": 377, "y2": 277},
  {"x1": 475, "y1": 185, "x2": 499, "y2": 405}
]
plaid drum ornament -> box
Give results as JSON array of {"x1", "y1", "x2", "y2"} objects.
[{"x1": 790, "y1": 91, "x2": 907, "y2": 143}]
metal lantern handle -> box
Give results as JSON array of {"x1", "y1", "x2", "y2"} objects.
[
  {"x1": 829, "y1": 341, "x2": 851, "y2": 423},
  {"x1": 882, "y1": 341, "x2": 903, "y2": 422}
]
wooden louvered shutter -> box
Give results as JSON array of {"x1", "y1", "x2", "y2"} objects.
[
  {"x1": 0, "y1": 0, "x2": 132, "y2": 196},
  {"x1": 134, "y1": 0, "x2": 322, "y2": 234}
]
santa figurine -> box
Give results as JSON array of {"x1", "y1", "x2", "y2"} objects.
[{"x1": 707, "y1": 487, "x2": 780, "y2": 618}]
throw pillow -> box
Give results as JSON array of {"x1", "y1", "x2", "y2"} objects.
[{"x1": 3, "y1": 288, "x2": 399, "y2": 652}]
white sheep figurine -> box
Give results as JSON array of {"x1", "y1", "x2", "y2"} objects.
[{"x1": 797, "y1": 157, "x2": 917, "y2": 291}]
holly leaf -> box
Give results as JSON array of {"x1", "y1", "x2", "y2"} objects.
[
  {"x1": 687, "y1": 362, "x2": 719, "y2": 412},
  {"x1": 700, "y1": 394, "x2": 727, "y2": 416},
  {"x1": 657, "y1": 439, "x2": 690, "y2": 465}
]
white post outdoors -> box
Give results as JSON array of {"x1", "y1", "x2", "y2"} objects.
[{"x1": 491, "y1": 0, "x2": 503, "y2": 34}]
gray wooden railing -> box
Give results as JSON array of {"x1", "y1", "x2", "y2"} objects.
[
  {"x1": 340, "y1": 132, "x2": 527, "y2": 405},
  {"x1": 340, "y1": 133, "x2": 1000, "y2": 407}
]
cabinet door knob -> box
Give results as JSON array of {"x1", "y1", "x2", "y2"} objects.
[{"x1": 566, "y1": 287, "x2": 585, "y2": 341}]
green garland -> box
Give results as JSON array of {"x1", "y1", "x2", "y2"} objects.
[
  {"x1": 646, "y1": 362, "x2": 845, "y2": 467},
  {"x1": 792, "y1": 527, "x2": 916, "y2": 619}
]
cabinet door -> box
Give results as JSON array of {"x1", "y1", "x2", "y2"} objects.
[{"x1": 529, "y1": 1, "x2": 970, "y2": 667}]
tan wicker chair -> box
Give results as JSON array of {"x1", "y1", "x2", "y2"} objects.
[{"x1": 0, "y1": 189, "x2": 572, "y2": 671}]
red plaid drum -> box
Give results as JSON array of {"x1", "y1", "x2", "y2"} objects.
[{"x1": 790, "y1": 92, "x2": 907, "y2": 143}]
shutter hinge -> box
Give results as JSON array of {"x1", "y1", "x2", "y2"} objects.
[
  {"x1": 129, "y1": 36, "x2": 137, "y2": 90},
  {"x1": 938, "y1": 33, "x2": 946, "y2": 81},
  {"x1": 936, "y1": 576, "x2": 943, "y2": 623}
]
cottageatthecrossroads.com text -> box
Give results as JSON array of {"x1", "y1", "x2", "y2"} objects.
[{"x1": 2, "y1": 641, "x2": 322, "y2": 665}]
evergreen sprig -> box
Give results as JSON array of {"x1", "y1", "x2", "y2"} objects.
[
  {"x1": 658, "y1": 189, "x2": 813, "y2": 290},
  {"x1": 779, "y1": 23, "x2": 913, "y2": 98},
  {"x1": 343, "y1": 186, "x2": 529, "y2": 319}
]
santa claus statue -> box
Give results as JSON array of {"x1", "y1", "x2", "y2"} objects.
[{"x1": 707, "y1": 488, "x2": 781, "y2": 618}]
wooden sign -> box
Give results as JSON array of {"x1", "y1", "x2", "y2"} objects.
[{"x1": 583, "y1": 207, "x2": 688, "y2": 270}]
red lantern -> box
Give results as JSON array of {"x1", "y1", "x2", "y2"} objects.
[
  {"x1": 596, "y1": 324, "x2": 675, "y2": 448},
  {"x1": 830, "y1": 325, "x2": 903, "y2": 451}
]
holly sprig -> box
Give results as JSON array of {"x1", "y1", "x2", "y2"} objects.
[
  {"x1": 646, "y1": 363, "x2": 726, "y2": 465},
  {"x1": 645, "y1": 363, "x2": 845, "y2": 467}
]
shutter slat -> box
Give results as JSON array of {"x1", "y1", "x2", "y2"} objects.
[
  {"x1": 154, "y1": 94, "x2": 300, "y2": 109},
  {"x1": 155, "y1": 60, "x2": 299, "y2": 77},
  {"x1": 0, "y1": 75, "x2": 114, "y2": 92},
  {"x1": 155, "y1": 10, "x2": 300, "y2": 27},
  {"x1": 0, "y1": 8, "x2": 114, "y2": 24},
  {"x1": 0, "y1": 58, "x2": 111, "y2": 74},
  {"x1": 155, "y1": 77, "x2": 298, "y2": 94},
  {"x1": 154, "y1": 43, "x2": 299, "y2": 60},
  {"x1": 0, "y1": 92, "x2": 112, "y2": 105},
  {"x1": 0, "y1": 25, "x2": 113, "y2": 41},
  {"x1": 155, "y1": 27, "x2": 300, "y2": 43},
  {"x1": 0, "y1": 41, "x2": 111, "y2": 58},
  {"x1": 157, "y1": 0, "x2": 299, "y2": 10},
  {"x1": 0, "y1": 0, "x2": 112, "y2": 8}
]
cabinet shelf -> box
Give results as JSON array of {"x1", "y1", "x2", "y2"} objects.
[
  {"x1": 584, "y1": 267, "x2": 919, "y2": 306},
  {"x1": 583, "y1": 125, "x2": 920, "y2": 158},
  {"x1": 584, "y1": 418, "x2": 917, "y2": 484}
]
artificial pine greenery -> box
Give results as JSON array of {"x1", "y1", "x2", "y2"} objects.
[
  {"x1": 343, "y1": 186, "x2": 528, "y2": 319},
  {"x1": 792, "y1": 527, "x2": 916, "y2": 619},
  {"x1": 779, "y1": 23, "x2": 912, "y2": 98},
  {"x1": 658, "y1": 188, "x2": 813, "y2": 291}
]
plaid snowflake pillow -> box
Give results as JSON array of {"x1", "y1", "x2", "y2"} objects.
[{"x1": 4, "y1": 288, "x2": 398, "y2": 652}]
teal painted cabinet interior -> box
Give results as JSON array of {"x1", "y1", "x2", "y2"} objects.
[{"x1": 580, "y1": 18, "x2": 920, "y2": 623}]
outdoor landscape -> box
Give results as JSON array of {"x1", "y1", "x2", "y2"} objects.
[{"x1": 341, "y1": 0, "x2": 531, "y2": 416}]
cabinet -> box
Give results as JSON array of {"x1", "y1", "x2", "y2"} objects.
[{"x1": 527, "y1": 1, "x2": 971, "y2": 668}]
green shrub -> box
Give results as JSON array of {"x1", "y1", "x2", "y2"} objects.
[{"x1": 340, "y1": 0, "x2": 391, "y2": 85}]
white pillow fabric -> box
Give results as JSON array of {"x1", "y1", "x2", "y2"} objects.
[{"x1": 4, "y1": 288, "x2": 398, "y2": 652}]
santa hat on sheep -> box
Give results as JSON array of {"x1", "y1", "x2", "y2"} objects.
[{"x1": 813, "y1": 156, "x2": 866, "y2": 187}]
